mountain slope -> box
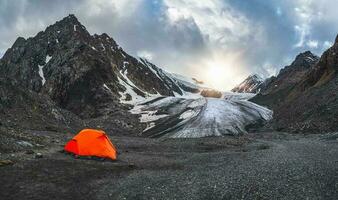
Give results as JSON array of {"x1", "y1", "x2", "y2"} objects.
[
  {"x1": 231, "y1": 74, "x2": 263, "y2": 93},
  {"x1": 0, "y1": 15, "x2": 201, "y2": 119},
  {"x1": 251, "y1": 51, "x2": 319, "y2": 110},
  {"x1": 251, "y1": 38, "x2": 338, "y2": 133},
  {"x1": 271, "y1": 36, "x2": 338, "y2": 132},
  {"x1": 0, "y1": 14, "x2": 206, "y2": 138}
]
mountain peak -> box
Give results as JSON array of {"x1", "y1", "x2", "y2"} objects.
[
  {"x1": 59, "y1": 14, "x2": 81, "y2": 25},
  {"x1": 289, "y1": 51, "x2": 319, "y2": 68},
  {"x1": 231, "y1": 74, "x2": 264, "y2": 93},
  {"x1": 248, "y1": 74, "x2": 263, "y2": 81},
  {"x1": 296, "y1": 51, "x2": 319, "y2": 60},
  {"x1": 42, "y1": 13, "x2": 88, "y2": 37}
]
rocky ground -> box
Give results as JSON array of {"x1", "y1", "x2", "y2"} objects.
[{"x1": 1, "y1": 131, "x2": 338, "y2": 200}]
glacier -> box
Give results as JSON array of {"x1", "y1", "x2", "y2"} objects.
[{"x1": 130, "y1": 93, "x2": 273, "y2": 138}]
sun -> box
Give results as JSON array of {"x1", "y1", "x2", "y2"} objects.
[
  {"x1": 199, "y1": 52, "x2": 246, "y2": 91},
  {"x1": 208, "y1": 66, "x2": 224, "y2": 80},
  {"x1": 206, "y1": 65, "x2": 227, "y2": 90}
]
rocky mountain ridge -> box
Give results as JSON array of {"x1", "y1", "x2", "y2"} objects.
[
  {"x1": 0, "y1": 14, "x2": 204, "y2": 137},
  {"x1": 271, "y1": 36, "x2": 338, "y2": 132},
  {"x1": 251, "y1": 51, "x2": 319, "y2": 110},
  {"x1": 249, "y1": 43, "x2": 338, "y2": 132}
]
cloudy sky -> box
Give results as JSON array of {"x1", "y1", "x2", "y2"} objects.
[{"x1": 1, "y1": 0, "x2": 338, "y2": 90}]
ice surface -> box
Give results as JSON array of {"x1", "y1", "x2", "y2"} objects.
[
  {"x1": 223, "y1": 92, "x2": 256, "y2": 101},
  {"x1": 130, "y1": 94, "x2": 272, "y2": 137},
  {"x1": 172, "y1": 98, "x2": 272, "y2": 138}
]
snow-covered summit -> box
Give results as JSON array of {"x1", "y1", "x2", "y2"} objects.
[{"x1": 231, "y1": 74, "x2": 264, "y2": 93}]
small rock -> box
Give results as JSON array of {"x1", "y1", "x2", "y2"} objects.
[
  {"x1": 35, "y1": 153, "x2": 43, "y2": 159},
  {"x1": 52, "y1": 139, "x2": 60, "y2": 143},
  {"x1": 17, "y1": 140, "x2": 34, "y2": 147},
  {"x1": 25, "y1": 149, "x2": 35, "y2": 154},
  {"x1": 0, "y1": 160, "x2": 14, "y2": 166},
  {"x1": 128, "y1": 163, "x2": 135, "y2": 168}
]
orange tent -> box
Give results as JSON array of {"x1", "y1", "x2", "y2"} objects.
[{"x1": 64, "y1": 129, "x2": 117, "y2": 160}]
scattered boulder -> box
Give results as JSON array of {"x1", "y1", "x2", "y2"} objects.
[
  {"x1": 17, "y1": 140, "x2": 34, "y2": 147},
  {"x1": 0, "y1": 160, "x2": 14, "y2": 166},
  {"x1": 25, "y1": 149, "x2": 35, "y2": 154},
  {"x1": 35, "y1": 153, "x2": 43, "y2": 159}
]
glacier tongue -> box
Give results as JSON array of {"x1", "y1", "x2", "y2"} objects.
[
  {"x1": 131, "y1": 93, "x2": 273, "y2": 138},
  {"x1": 172, "y1": 98, "x2": 272, "y2": 138}
]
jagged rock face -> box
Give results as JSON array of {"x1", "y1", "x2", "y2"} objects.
[
  {"x1": 272, "y1": 37, "x2": 338, "y2": 133},
  {"x1": 0, "y1": 15, "x2": 197, "y2": 119},
  {"x1": 231, "y1": 74, "x2": 263, "y2": 93},
  {"x1": 1, "y1": 15, "x2": 121, "y2": 118},
  {"x1": 251, "y1": 51, "x2": 319, "y2": 109}
]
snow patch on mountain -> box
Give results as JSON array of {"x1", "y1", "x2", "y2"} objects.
[
  {"x1": 38, "y1": 55, "x2": 52, "y2": 86},
  {"x1": 117, "y1": 76, "x2": 146, "y2": 104},
  {"x1": 46, "y1": 55, "x2": 52, "y2": 64},
  {"x1": 38, "y1": 65, "x2": 46, "y2": 85}
]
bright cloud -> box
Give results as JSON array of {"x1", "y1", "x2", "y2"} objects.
[
  {"x1": 307, "y1": 40, "x2": 319, "y2": 48},
  {"x1": 137, "y1": 50, "x2": 154, "y2": 61}
]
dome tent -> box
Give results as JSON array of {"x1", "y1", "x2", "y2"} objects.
[{"x1": 64, "y1": 129, "x2": 117, "y2": 160}]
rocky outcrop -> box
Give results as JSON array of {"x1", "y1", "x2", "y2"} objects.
[{"x1": 231, "y1": 74, "x2": 263, "y2": 93}]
